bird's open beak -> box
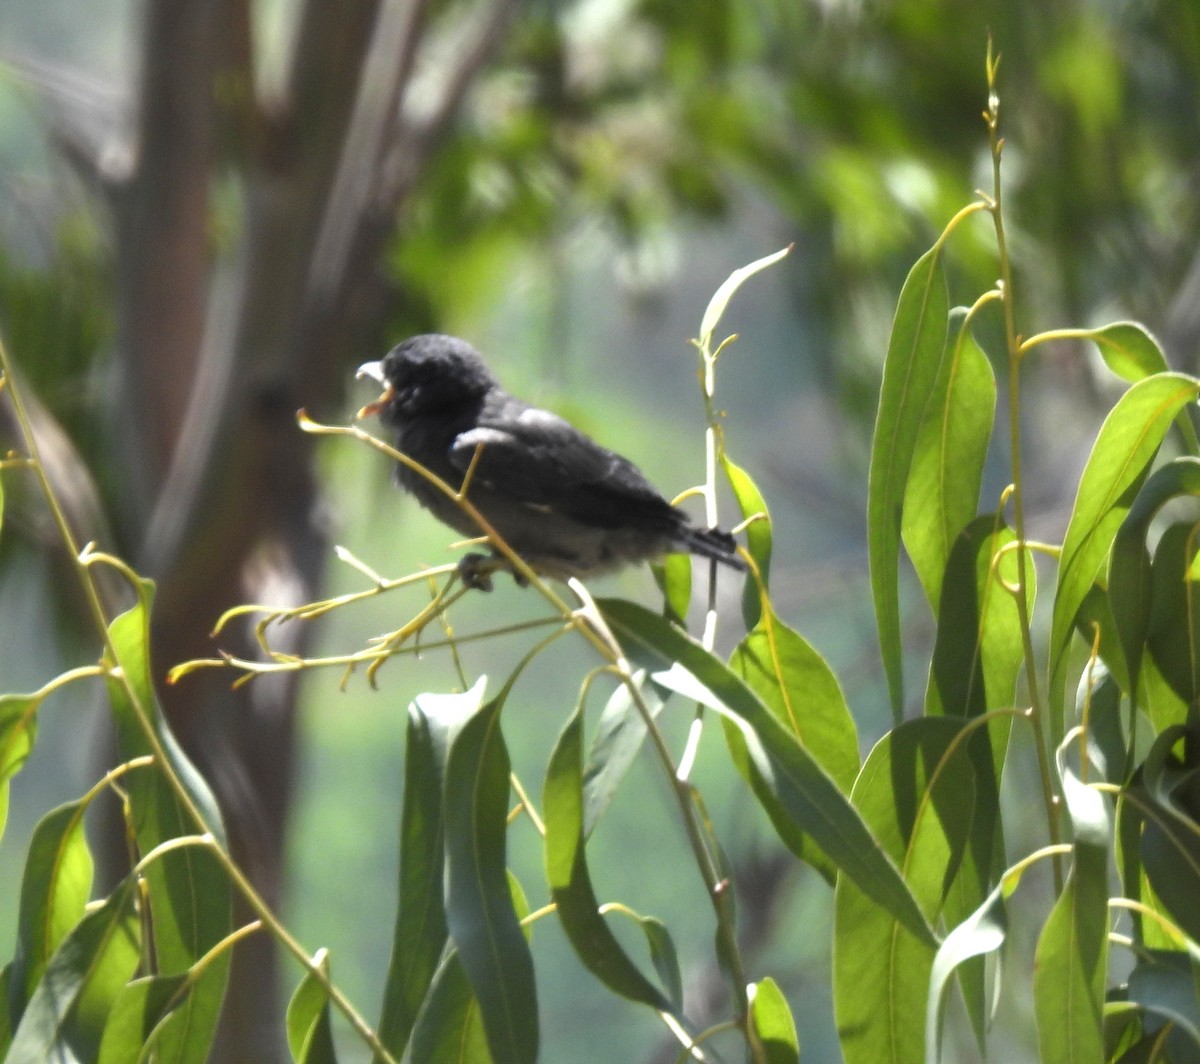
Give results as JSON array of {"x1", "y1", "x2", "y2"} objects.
[{"x1": 355, "y1": 361, "x2": 394, "y2": 419}]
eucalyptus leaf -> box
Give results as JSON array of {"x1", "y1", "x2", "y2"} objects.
[
  {"x1": 902, "y1": 311, "x2": 995, "y2": 611},
  {"x1": 11, "y1": 797, "x2": 95, "y2": 1017},
  {"x1": 286, "y1": 950, "x2": 338, "y2": 1064},
  {"x1": 1033, "y1": 732, "x2": 1111, "y2": 1063},
  {"x1": 544, "y1": 703, "x2": 672, "y2": 1011},
  {"x1": 376, "y1": 685, "x2": 486, "y2": 1060},
  {"x1": 868, "y1": 244, "x2": 951, "y2": 718},
  {"x1": 104, "y1": 581, "x2": 231, "y2": 1064},
  {"x1": 443, "y1": 696, "x2": 538, "y2": 1064},
  {"x1": 698, "y1": 245, "x2": 791, "y2": 346},
  {"x1": 1050, "y1": 373, "x2": 1200, "y2": 735},
  {"x1": 600, "y1": 598, "x2": 935, "y2": 947},
  {"x1": 8, "y1": 880, "x2": 141, "y2": 1064}
]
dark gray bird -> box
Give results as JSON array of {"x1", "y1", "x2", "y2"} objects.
[{"x1": 355, "y1": 334, "x2": 745, "y2": 586}]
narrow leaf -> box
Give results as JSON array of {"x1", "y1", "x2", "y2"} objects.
[
  {"x1": 1049, "y1": 373, "x2": 1200, "y2": 730},
  {"x1": 926, "y1": 515, "x2": 1031, "y2": 719},
  {"x1": 1087, "y1": 321, "x2": 1169, "y2": 383},
  {"x1": 721, "y1": 456, "x2": 773, "y2": 629},
  {"x1": 95, "y1": 973, "x2": 190, "y2": 1064},
  {"x1": 403, "y1": 952, "x2": 491, "y2": 1064},
  {"x1": 868, "y1": 244, "x2": 951, "y2": 718},
  {"x1": 1033, "y1": 732, "x2": 1111, "y2": 1063},
  {"x1": 8, "y1": 880, "x2": 141, "y2": 1063},
  {"x1": 730, "y1": 601, "x2": 859, "y2": 791},
  {"x1": 600, "y1": 598, "x2": 935, "y2": 947},
  {"x1": 0, "y1": 964, "x2": 13, "y2": 1055},
  {"x1": 0, "y1": 693, "x2": 41, "y2": 842},
  {"x1": 728, "y1": 601, "x2": 858, "y2": 878},
  {"x1": 581, "y1": 672, "x2": 665, "y2": 838},
  {"x1": 1143, "y1": 523, "x2": 1200, "y2": 704},
  {"x1": 1135, "y1": 725, "x2": 1200, "y2": 944},
  {"x1": 926, "y1": 881, "x2": 1008, "y2": 1064},
  {"x1": 443, "y1": 697, "x2": 538, "y2": 1064},
  {"x1": 104, "y1": 581, "x2": 232, "y2": 1064},
  {"x1": 902, "y1": 313, "x2": 996, "y2": 610},
  {"x1": 641, "y1": 918, "x2": 683, "y2": 1013},
  {"x1": 11, "y1": 797, "x2": 95, "y2": 1017},
  {"x1": 376, "y1": 686, "x2": 486, "y2": 1059},
  {"x1": 286, "y1": 950, "x2": 338, "y2": 1064},
  {"x1": 699, "y1": 245, "x2": 791, "y2": 346},
  {"x1": 544, "y1": 704, "x2": 672, "y2": 1010},
  {"x1": 1109, "y1": 456, "x2": 1200, "y2": 702},
  {"x1": 652, "y1": 554, "x2": 692, "y2": 626},
  {"x1": 1124, "y1": 950, "x2": 1200, "y2": 1054},
  {"x1": 749, "y1": 978, "x2": 799, "y2": 1064},
  {"x1": 834, "y1": 717, "x2": 975, "y2": 1064}
]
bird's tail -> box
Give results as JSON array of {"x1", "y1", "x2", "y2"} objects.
[{"x1": 684, "y1": 526, "x2": 747, "y2": 571}]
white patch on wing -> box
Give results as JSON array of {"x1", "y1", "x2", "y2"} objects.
[
  {"x1": 456, "y1": 427, "x2": 513, "y2": 449},
  {"x1": 516, "y1": 408, "x2": 569, "y2": 431}
]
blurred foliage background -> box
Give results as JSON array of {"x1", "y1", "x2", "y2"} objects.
[{"x1": 1, "y1": 0, "x2": 1199, "y2": 1060}]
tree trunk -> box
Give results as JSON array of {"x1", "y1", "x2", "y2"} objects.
[{"x1": 57, "y1": 0, "x2": 518, "y2": 1057}]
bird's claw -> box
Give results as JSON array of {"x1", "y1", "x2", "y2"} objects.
[
  {"x1": 457, "y1": 552, "x2": 530, "y2": 591},
  {"x1": 458, "y1": 552, "x2": 499, "y2": 592}
]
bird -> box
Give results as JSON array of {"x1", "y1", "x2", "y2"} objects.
[{"x1": 355, "y1": 334, "x2": 745, "y2": 588}]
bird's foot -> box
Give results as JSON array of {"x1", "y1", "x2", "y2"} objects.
[
  {"x1": 457, "y1": 551, "x2": 530, "y2": 591},
  {"x1": 458, "y1": 552, "x2": 497, "y2": 592}
]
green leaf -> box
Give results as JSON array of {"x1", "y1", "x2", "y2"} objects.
[
  {"x1": 11, "y1": 797, "x2": 95, "y2": 1018},
  {"x1": 1086, "y1": 321, "x2": 1170, "y2": 383},
  {"x1": 0, "y1": 693, "x2": 41, "y2": 843},
  {"x1": 1135, "y1": 725, "x2": 1200, "y2": 945},
  {"x1": 1143, "y1": 523, "x2": 1200, "y2": 704},
  {"x1": 926, "y1": 514, "x2": 1031, "y2": 719},
  {"x1": 376, "y1": 685, "x2": 486, "y2": 1060},
  {"x1": 95, "y1": 973, "x2": 190, "y2": 1064},
  {"x1": 582, "y1": 671, "x2": 666, "y2": 837},
  {"x1": 902, "y1": 312, "x2": 996, "y2": 611},
  {"x1": 698, "y1": 245, "x2": 791, "y2": 346},
  {"x1": 599, "y1": 598, "x2": 936, "y2": 947},
  {"x1": 1049, "y1": 373, "x2": 1200, "y2": 734},
  {"x1": 721, "y1": 455, "x2": 772, "y2": 629},
  {"x1": 8, "y1": 879, "x2": 142, "y2": 1063},
  {"x1": 728, "y1": 601, "x2": 859, "y2": 878},
  {"x1": 1076, "y1": 584, "x2": 1131, "y2": 701},
  {"x1": 652, "y1": 553, "x2": 692, "y2": 626},
  {"x1": 834, "y1": 717, "x2": 975, "y2": 1064},
  {"x1": 404, "y1": 952, "x2": 491, "y2": 1064},
  {"x1": 1077, "y1": 665, "x2": 1127, "y2": 786},
  {"x1": 729, "y1": 602, "x2": 859, "y2": 791},
  {"x1": 286, "y1": 950, "x2": 338, "y2": 1064},
  {"x1": 1033, "y1": 731, "x2": 1111, "y2": 1064},
  {"x1": 868, "y1": 244, "x2": 951, "y2": 719},
  {"x1": 1123, "y1": 950, "x2": 1200, "y2": 1055},
  {"x1": 926, "y1": 880, "x2": 1008, "y2": 1064},
  {"x1": 104, "y1": 580, "x2": 232, "y2": 1064},
  {"x1": 443, "y1": 695, "x2": 538, "y2": 1064},
  {"x1": 749, "y1": 977, "x2": 799, "y2": 1064},
  {"x1": 640, "y1": 918, "x2": 682, "y2": 1013},
  {"x1": 0, "y1": 964, "x2": 13, "y2": 1056},
  {"x1": 1109, "y1": 456, "x2": 1200, "y2": 703},
  {"x1": 544, "y1": 703, "x2": 673, "y2": 1011}
]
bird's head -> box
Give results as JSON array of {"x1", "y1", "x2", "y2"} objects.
[{"x1": 356, "y1": 334, "x2": 498, "y2": 423}]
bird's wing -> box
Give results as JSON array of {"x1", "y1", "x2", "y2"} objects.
[{"x1": 448, "y1": 402, "x2": 678, "y2": 531}]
